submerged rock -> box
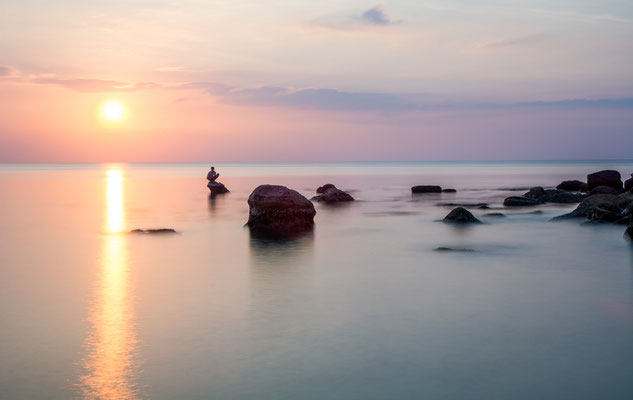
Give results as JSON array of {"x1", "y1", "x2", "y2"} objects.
[
  {"x1": 207, "y1": 181, "x2": 229, "y2": 195},
  {"x1": 442, "y1": 188, "x2": 457, "y2": 193},
  {"x1": 443, "y1": 207, "x2": 481, "y2": 224},
  {"x1": 130, "y1": 228, "x2": 177, "y2": 234},
  {"x1": 438, "y1": 202, "x2": 489, "y2": 209},
  {"x1": 483, "y1": 212, "x2": 506, "y2": 218},
  {"x1": 556, "y1": 180, "x2": 587, "y2": 192},
  {"x1": 312, "y1": 186, "x2": 355, "y2": 203},
  {"x1": 433, "y1": 247, "x2": 476, "y2": 252},
  {"x1": 247, "y1": 185, "x2": 316, "y2": 238},
  {"x1": 503, "y1": 196, "x2": 541, "y2": 207},
  {"x1": 412, "y1": 185, "x2": 442, "y2": 193},
  {"x1": 587, "y1": 170, "x2": 623, "y2": 192}
]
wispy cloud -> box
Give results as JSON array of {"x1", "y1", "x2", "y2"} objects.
[
  {"x1": 484, "y1": 33, "x2": 553, "y2": 48},
  {"x1": 31, "y1": 77, "x2": 164, "y2": 92},
  {"x1": 4, "y1": 65, "x2": 633, "y2": 112},
  {"x1": 0, "y1": 65, "x2": 19, "y2": 78}
]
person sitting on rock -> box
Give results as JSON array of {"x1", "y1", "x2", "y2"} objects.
[{"x1": 207, "y1": 166, "x2": 220, "y2": 182}]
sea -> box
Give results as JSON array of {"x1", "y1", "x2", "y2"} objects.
[{"x1": 1, "y1": 161, "x2": 632, "y2": 400}]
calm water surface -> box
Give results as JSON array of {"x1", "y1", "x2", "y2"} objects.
[{"x1": 1, "y1": 162, "x2": 632, "y2": 399}]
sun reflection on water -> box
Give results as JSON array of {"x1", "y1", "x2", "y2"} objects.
[{"x1": 78, "y1": 167, "x2": 142, "y2": 399}]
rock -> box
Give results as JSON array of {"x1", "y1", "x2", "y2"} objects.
[
  {"x1": 207, "y1": 181, "x2": 229, "y2": 195},
  {"x1": 524, "y1": 187, "x2": 546, "y2": 199},
  {"x1": 551, "y1": 194, "x2": 619, "y2": 220},
  {"x1": 312, "y1": 187, "x2": 355, "y2": 203},
  {"x1": 588, "y1": 185, "x2": 620, "y2": 196},
  {"x1": 433, "y1": 247, "x2": 476, "y2": 252},
  {"x1": 442, "y1": 207, "x2": 481, "y2": 224},
  {"x1": 247, "y1": 185, "x2": 316, "y2": 238},
  {"x1": 587, "y1": 206, "x2": 623, "y2": 223},
  {"x1": 316, "y1": 183, "x2": 336, "y2": 194},
  {"x1": 412, "y1": 185, "x2": 442, "y2": 193},
  {"x1": 503, "y1": 196, "x2": 541, "y2": 207},
  {"x1": 587, "y1": 170, "x2": 623, "y2": 192},
  {"x1": 556, "y1": 180, "x2": 587, "y2": 192},
  {"x1": 442, "y1": 188, "x2": 457, "y2": 193},
  {"x1": 438, "y1": 202, "x2": 489, "y2": 209},
  {"x1": 523, "y1": 186, "x2": 583, "y2": 203},
  {"x1": 483, "y1": 213, "x2": 506, "y2": 218},
  {"x1": 130, "y1": 228, "x2": 177, "y2": 234},
  {"x1": 625, "y1": 174, "x2": 633, "y2": 192},
  {"x1": 625, "y1": 223, "x2": 633, "y2": 241}
]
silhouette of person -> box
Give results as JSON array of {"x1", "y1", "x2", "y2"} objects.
[{"x1": 207, "y1": 166, "x2": 220, "y2": 182}]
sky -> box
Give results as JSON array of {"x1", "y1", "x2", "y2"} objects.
[{"x1": 1, "y1": 0, "x2": 632, "y2": 162}]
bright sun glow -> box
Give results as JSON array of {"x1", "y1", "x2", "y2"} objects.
[{"x1": 101, "y1": 101, "x2": 125, "y2": 122}]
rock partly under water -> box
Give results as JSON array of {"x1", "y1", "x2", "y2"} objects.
[
  {"x1": 130, "y1": 228, "x2": 177, "y2": 234},
  {"x1": 625, "y1": 174, "x2": 633, "y2": 192},
  {"x1": 443, "y1": 207, "x2": 482, "y2": 224},
  {"x1": 207, "y1": 181, "x2": 230, "y2": 195},
  {"x1": 247, "y1": 184, "x2": 316, "y2": 238},
  {"x1": 433, "y1": 247, "x2": 476, "y2": 252},
  {"x1": 412, "y1": 185, "x2": 442, "y2": 193},
  {"x1": 503, "y1": 196, "x2": 541, "y2": 207},
  {"x1": 316, "y1": 184, "x2": 336, "y2": 194},
  {"x1": 312, "y1": 185, "x2": 355, "y2": 203},
  {"x1": 556, "y1": 180, "x2": 587, "y2": 192}
]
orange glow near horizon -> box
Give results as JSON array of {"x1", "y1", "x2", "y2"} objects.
[{"x1": 78, "y1": 166, "x2": 141, "y2": 399}]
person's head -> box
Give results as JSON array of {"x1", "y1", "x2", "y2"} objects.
[{"x1": 210, "y1": 166, "x2": 215, "y2": 171}]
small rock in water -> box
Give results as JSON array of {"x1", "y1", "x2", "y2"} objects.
[
  {"x1": 438, "y1": 202, "x2": 489, "y2": 209},
  {"x1": 433, "y1": 247, "x2": 476, "y2": 252},
  {"x1": 412, "y1": 185, "x2": 442, "y2": 193},
  {"x1": 130, "y1": 228, "x2": 177, "y2": 234},
  {"x1": 443, "y1": 207, "x2": 481, "y2": 224},
  {"x1": 316, "y1": 184, "x2": 336, "y2": 194},
  {"x1": 207, "y1": 181, "x2": 229, "y2": 196},
  {"x1": 556, "y1": 180, "x2": 587, "y2": 192},
  {"x1": 442, "y1": 188, "x2": 457, "y2": 193},
  {"x1": 312, "y1": 184, "x2": 355, "y2": 203},
  {"x1": 503, "y1": 196, "x2": 541, "y2": 207},
  {"x1": 483, "y1": 212, "x2": 506, "y2": 218}
]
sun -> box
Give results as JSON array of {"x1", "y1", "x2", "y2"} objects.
[{"x1": 101, "y1": 100, "x2": 125, "y2": 122}]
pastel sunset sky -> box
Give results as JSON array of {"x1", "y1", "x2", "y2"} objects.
[{"x1": 1, "y1": 0, "x2": 632, "y2": 162}]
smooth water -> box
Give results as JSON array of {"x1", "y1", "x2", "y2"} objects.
[{"x1": 1, "y1": 162, "x2": 632, "y2": 400}]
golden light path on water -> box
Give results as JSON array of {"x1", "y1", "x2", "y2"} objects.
[{"x1": 78, "y1": 167, "x2": 142, "y2": 399}]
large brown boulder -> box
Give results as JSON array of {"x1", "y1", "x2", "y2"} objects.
[
  {"x1": 587, "y1": 170, "x2": 623, "y2": 192},
  {"x1": 247, "y1": 185, "x2": 316, "y2": 237}
]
